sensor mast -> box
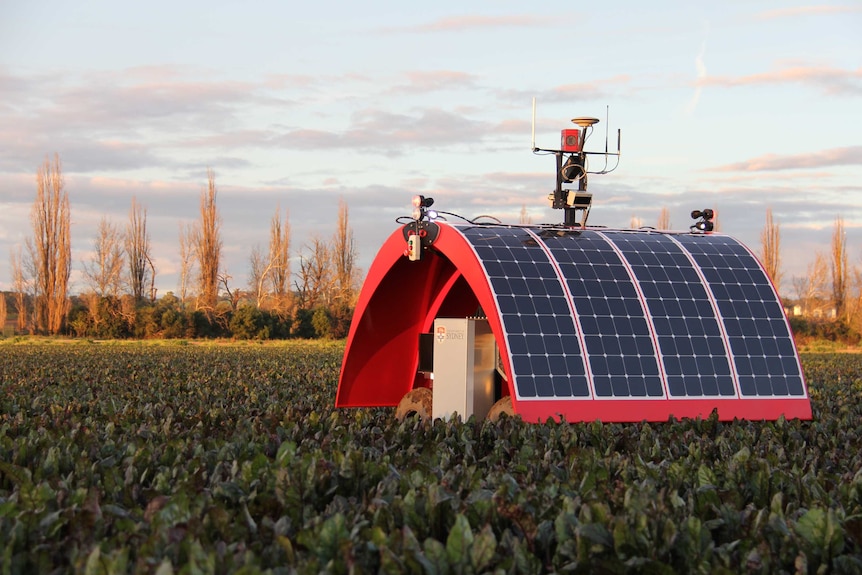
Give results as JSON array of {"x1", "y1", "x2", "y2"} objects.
[{"x1": 533, "y1": 105, "x2": 621, "y2": 227}]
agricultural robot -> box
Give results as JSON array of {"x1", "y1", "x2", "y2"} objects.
[{"x1": 335, "y1": 111, "x2": 811, "y2": 423}]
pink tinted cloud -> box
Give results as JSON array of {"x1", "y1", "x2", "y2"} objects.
[
  {"x1": 184, "y1": 129, "x2": 278, "y2": 149},
  {"x1": 393, "y1": 71, "x2": 478, "y2": 93},
  {"x1": 273, "y1": 108, "x2": 491, "y2": 153},
  {"x1": 4, "y1": 67, "x2": 283, "y2": 136},
  {"x1": 500, "y1": 75, "x2": 631, "y2": 104},
  {"x1": 755, "y1": 5, "x2": 862, "y2": 20},
  {"x1": 264, "y1": 73, "x2": 324, "y2": 90},
  {"x1": 552, "y1": 75, "x2": 631, "y2": 100},
  {"x1": 697, "y1": 65, "x2": 862, "y2": 95},
  {"x1": 0, "y1": 67, "x2": 297, "y2": 173},
  {"x1": 353, "y1": 108, "x2": 488, "y2": 145},
  {"x1": 493, "y1": 119, "x2": 531, "y2": 135},
  {"x1": 708, "y1": 146, "x2": 862, "y2": 172}
]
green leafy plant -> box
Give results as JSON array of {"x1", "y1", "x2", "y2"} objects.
[{"x1": 0, "y1": 346, "x2": 861, "y2": 573}]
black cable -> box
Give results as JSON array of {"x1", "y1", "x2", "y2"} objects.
[
  {"x1": 434, "y1": 211, "x2": 474, "y2": 223},
  {"x1": 469, "y1": 214, "x2": 502, "y2": 224}
]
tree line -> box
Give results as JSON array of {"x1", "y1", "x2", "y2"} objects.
[
  {"x1": 2, "y1": 155, "x2": 860, "y2": 345},
  {"x1": 759, "y1": 207, "x2": 861, "y2": 346},
  {"x1": 0, "y1": 155, "x2": 360, "y2": 340}
]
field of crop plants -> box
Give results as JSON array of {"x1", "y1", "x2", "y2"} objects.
[{"x1": 1, "y1": 340, "x2": 861, "y2": 574}]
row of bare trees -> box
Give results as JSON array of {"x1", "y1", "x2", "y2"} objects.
[
  {"x1": 7, "y1": 156, "x2": 157, "y2": 334},
  {"x1": 760, "y1": 209, "x2": 862, "y2": 341},
  {"x1": 292, "y1": 200, "x2": 359, "y2": 311},
  {"x1": 174, "y1": 171, "x2": 359, "y2": 331},
  {"x1": 5, "y1": 155, "x2": 360, "y2": 338},
  {"x1": 3, "y1": 154, "x2": 855, "y2": 341}
]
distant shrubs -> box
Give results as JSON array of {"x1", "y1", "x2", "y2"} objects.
[
  {"x1": 64, "y1": 292, "x2": 350, "y2": 340},
  {"x1": 788, "y1": 316, "x2": 861, "y2": 347},
  {"x1": 229, "y1": 305, "x2": 293, "y2": 340}
]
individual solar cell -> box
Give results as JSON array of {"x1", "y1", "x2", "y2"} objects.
[
  {"x1": 458, "y1": 226, "x2": 591, "y2": 399},
  {"x1": 676, "y1": 234, "x2": 805, "y2": 397},
  {"x1": 539, "y1": 231, "x2": 664, "y2": 398}
]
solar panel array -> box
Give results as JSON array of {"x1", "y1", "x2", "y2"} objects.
[
  {"x1": 455, "y1": 225, "x2": 805, "y2": 401},
  {"x1": 676, "y1": 234, "x2": 805, "y2": 397},
  {"x1": 464, "y1": 226, "x2": 591, "y2": 399}
]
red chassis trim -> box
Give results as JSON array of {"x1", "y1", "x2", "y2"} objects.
[{"x1": 514, "y1": 397, "x2": 811, "y2": 423}]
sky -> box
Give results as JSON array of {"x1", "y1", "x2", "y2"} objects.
[{"x1": 1, "y1": 0, "x2": 860, "y2": 300}]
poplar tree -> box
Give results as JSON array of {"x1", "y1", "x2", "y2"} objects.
[
  {"x1": 760, "y1": 207, "x2": 782, "y2": 294},
  {"x1": 0, "y1": 291, "x2": 6, "y2": 334},
  {"x1": 84, "y1": 216, "x2": 125, "y2": 297},
  {"x1": 831, "y1": 216, "x2": 848, "y2": 319},
  {"x1": 27, "y1": 154, "x2": 71, "y2": 334},
  {"x1": 657, "y1": 207, "x2": 671, "y2": 230},
  {"x1": 194, "y1": 169, "x2": 222, "y2": 310},
  {"x1": 332, "y1": 199, "x2": 357, "y2": 306},
  {"x1": 267, "y1": 206, "x2": 291, "y2": 313},
  {"x1": 126, "y1": 196, "x2": 154, "y2": 301},
  {"x1": 178, "y1": 222, "x2": 195, "y2": 308},
  {"x1": 10, "y1": 247, "x2": 28, "y2": 332}
]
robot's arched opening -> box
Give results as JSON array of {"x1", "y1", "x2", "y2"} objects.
[{"x1": 336, "y1": 246, "x2": 510, "y2": 410}]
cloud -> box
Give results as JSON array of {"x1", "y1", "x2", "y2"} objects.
[
  {"x1": 0, "y1": 66, "x2": 512, "y2": 174},
  {"x1": 45, "y1": 71, "x2": 267, "y2": 132},
  {"x1": 389, "y1": 71, "x2": 479, "y2": 94},
  {"x1": 0, "y1": 67, "x2": 298, "y2": 173},
  {"x1": 697, "y1": 64, "x2": 862, "y2": 96},
  {"x1": 381, "y1": 14, "x2": 556, "y2": 34},
  {"x1": 270, "y1": 108, "x2": 495, "y2": 155},
  {"x1": 264, "y1": 73, "x2": 327, "y2": 91},
  {"x1": 500, "y1": 75, "x2": 631, "y2": 105},
  {"x1": 707, "y1": 146, "x2": 862, "y2": 172},
  {"x1": 755, "y1": 5, "x2": 862, "y2": 20}
]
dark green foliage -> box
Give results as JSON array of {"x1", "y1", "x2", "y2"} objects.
[
  {"x1": 149, "y1": 295, "x2": 197, "y2": 339},
  {"x1": 311, "y1": 307, "x2": 332, "y2": 339},
  {"x1": 328, "y1": 305, "x2": 353, "y2": 340},
  {"x1": 0, "y1": 346, "x2": 861, "y2": 573},
  {"x1": 230, "y1": 305, "x2": 273, "y2": 340},
  {"x1": 789, "y1": 317, "x2": 861, "y2": 347},
  {"x1": 290, "y1": 308, "x2": 317, "y2": 339},
  {"x1": 68, "y1": 297, "x2": 132, "y2": 339},
  {"x1": 56, "y1": 292, "x2": 332, "y2": 340},
  {"x1": 228, "y1": 306, "x2": 292, "y2": 341}
]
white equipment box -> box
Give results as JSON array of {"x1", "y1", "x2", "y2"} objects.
[{"x1": 432, "y1": 318, "x2": 496, "y2": 420}]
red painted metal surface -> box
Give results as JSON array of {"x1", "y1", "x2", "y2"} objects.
[
  {"x1": 336, "y1": 224, "x2": 512, "y2": 408},
  {"x1": 513, "y1": 398, "x2": 811, "y2": 423}
]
